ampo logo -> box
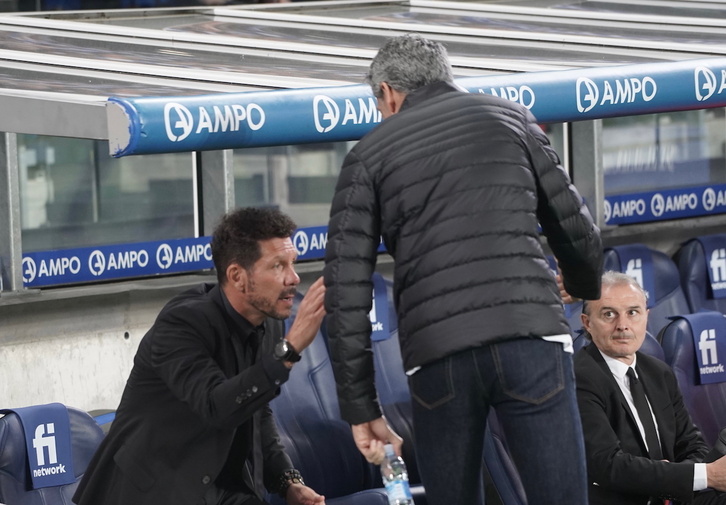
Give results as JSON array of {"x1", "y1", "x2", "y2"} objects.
[
  {"x1": 164, "y1": 103, "x2": 194, "y2": 142},
  {"x1": 576, "y1": 77, "x2": 599, "y2": 113},
  {"x1": 313, "y1": 95, "x2": 340, "y2": 133},
  {"x1": 651, "y1": 193, "x2": 665, "y2": 217},
  {"x1": 156, "y1": 244, "x2": 173, "y2": 270},
  {"x1": 704, "y1": 187, "x2": 717, "y2": 211},
  {"x1": 22, "y1": 257, "x2": 37, "y2": 283},
  {"x1": 603, "y1": 200, "x2": 612, "y2": 223},
  {"x1": 88, "y1": 250, "x2": 106, "y2": 276},
  {"x1": 695, "y1": 66, "x2": 717, "y2": 102},
  {"x1": 293, "y1": 230, "x2": 310, "y2": 256}
]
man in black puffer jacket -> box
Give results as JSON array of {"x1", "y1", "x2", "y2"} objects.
[{"x1": 324, "y1": 33, "x2": 603, "y2": 505}]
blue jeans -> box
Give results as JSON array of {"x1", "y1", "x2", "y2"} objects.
[{"x1": 408, "y1": 338, "x2": 587, "y2": 505}]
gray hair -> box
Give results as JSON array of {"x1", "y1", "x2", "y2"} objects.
[
  {"x1": 365, "y1": 33, "x2": 454, "y2": 98},
  {"x1": 582, "y1": 270, "x2": 648, "y2": 316}
]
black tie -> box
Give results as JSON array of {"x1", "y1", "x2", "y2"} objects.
[{"x1": 627, "y1": 367, "x2": 663, "y2": 460}]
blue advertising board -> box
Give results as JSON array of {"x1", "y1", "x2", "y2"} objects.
[
  {"x1": 108, "y1": 58, "x2": 726, "y2": 157},
  {"x1": 22, "y1": 237, "x2": 214, "y2": 288},
  {"x1": 20, "y1": 181, "x2": 726, "y2": 287},
  {"x1": 21, "y1": 227, "x2": 386, "y2": 287},
  {"x1": 603, "y1": 183, "x2": 726, "y2": 225}
]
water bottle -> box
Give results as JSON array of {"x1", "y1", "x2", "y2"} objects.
[{"x1": 380, "y1": 444, "x2": 414, "y2": 505}]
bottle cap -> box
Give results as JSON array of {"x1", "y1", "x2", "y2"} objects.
[{"x1": 384, "y1": 444, "x2": 395, "y2": 457}]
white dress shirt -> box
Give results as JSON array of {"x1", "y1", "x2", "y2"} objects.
[{"x1": 598, "y1": 350, "x2": 707, "y2": 491}]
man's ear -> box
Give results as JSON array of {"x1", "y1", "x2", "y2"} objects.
[
  {"x1": 226, "y1": 263, "x2": 248, "y2": 293},
  {"x1": 581, "y1": 313, "x2": 591, "y2": 332},
  {"x1": 380, "y1": 82, "x2": 407, "y2": 115}
]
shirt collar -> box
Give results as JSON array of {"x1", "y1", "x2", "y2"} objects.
[{"x1": 599, "y1": 348, "x2": 638, "y2": 381}]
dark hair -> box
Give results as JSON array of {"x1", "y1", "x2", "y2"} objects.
[
  {"x1": 210, "y1": 207, "x2": 297, "y2": 284},
  {"x1": 365, "y1": 33, "x2": 453, "y2": 98}
]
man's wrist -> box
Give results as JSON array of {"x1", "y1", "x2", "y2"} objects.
[
  {"x1": 276, "y1": 468, "x2": 305, "y2": 497},
  {"x1": 273, "y1": 338, "x2": 302, "y2": 363}
]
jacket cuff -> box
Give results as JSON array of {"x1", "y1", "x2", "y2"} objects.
[
  {"x1": 339, "y1": 398, "x2": 383, "y2": 425},
  {"x1": 259, "y1": 353, "x2": 291, "y2": 387}
]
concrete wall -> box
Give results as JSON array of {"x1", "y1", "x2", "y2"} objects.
[{"x1": 0, "y1": 275, "x2": 210, "y2": 411}]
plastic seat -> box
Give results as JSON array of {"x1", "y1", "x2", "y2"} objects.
[
  {"x1": 88, "y1": 409, "x2": 116, "y2": 435},
  {"x1": 268, "y1": 294, "x2": 388, "y2": 505},
  {"x1": 658, "y1": 312, "x2": 726, "y2": 447},
  {"x1": 674, "y1": 233, "x2": 726, "y2": 314},
  {"x1": 603, "y1": 244, "x2": 691, "y2": 338},
  {"x1": 0, "y1": 405, "x2": 104, "y2": 505}
]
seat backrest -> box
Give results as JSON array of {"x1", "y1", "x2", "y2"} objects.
[
  {"x1": 674, "y1": 234, "x2": 726, "y2": 314},
  {"x1": 658, "y1": 313, "x2": 726, "y2": 447},
  {"x1": 269, "y1": 295, "x2": 383, "y2": 504},
  {"x1": 0, "y1": 405, "x2": 104, "y2": 505},
  {"x1": 603, "y1": 244, "x2": 691, "y2": 338}
]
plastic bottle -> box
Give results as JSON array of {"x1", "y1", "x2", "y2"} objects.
[{"x1": 380, "y1": 444, "x2": 414, "y2": 505}]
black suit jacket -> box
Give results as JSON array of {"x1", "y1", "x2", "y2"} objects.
[
  {"x1": 575, "y1": 343, "x2": 709, "y2": 505},
  {"x1": 73, "y1": 283, "x2": 293, "y2": 505}
]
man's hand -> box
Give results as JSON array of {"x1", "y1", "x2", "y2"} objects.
[
  {"x1": 351, "y1": 417, "x2": 403, "y2": 465},
  {"x1": 706, "y1": 455, "x2": 726, "y2": 491},
  {"x1": 286, "y1": 277, "x2": 326, "y2": 353},
  {"x1": 556, "y1": 272, "x2": 580, "y2": 305},
  {"x1": 285, "y1": 482, "x2": 325, "y2": 504}
]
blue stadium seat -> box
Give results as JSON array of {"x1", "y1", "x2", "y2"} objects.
[
  {"x1": 268, "y1": 294, "x2": 388, "y2": 505},
  {"x1": 0, "y1": 405, "x2": 104, "y2": 505},
  {"x1": 658, "y1": 313, "x2": 726, "y2": 447},
  {"x1": 674, "y1": 233, "x2": 726, "y2": 314},
  {"x1": 603, "y1": 244, "x2": 691, "y2": 338},
  {"x1": 88, "y1": 409, "x2": 116, "y2": 435}
]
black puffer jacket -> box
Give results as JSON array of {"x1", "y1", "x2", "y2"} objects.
[{"x1": 324, "y1": 81, "x2": 603, "y2": 424}]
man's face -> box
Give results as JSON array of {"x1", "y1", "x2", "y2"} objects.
[
  {"x1": 245, "y1": 237, "x2": 300, "y2": 321},
  {"x1": 581, "y1": 282, "x2": 649, "y2": 365}
]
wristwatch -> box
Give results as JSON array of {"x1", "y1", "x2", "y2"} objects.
[
  {"x1": 277, "y1": 469, "x2": 304, "y2": 498},
  {"x1": 273, "y1": 338, "x2": 302, "y2": 363}
]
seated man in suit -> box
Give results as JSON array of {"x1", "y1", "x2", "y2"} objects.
[
  {"x1": 574, "y1": 270, "x2": 726, "y2": 505},
  {"x1": 73, "y1": 207, "x2": 326, "y2": 505}
]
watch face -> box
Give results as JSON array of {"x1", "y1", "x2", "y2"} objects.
[
  {"x1": 273, "y1": 339, "x2": 301, "y2": 362},
  {"x1": 274, "y1": 340, "x2": 289, "y2": 359}
]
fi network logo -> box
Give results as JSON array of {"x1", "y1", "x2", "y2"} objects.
[
  {"x1": 625, "y1": 258, "x2": 644, "y2": 291},
  {"x1": 33, "y1": 423, "x2": 58, "y2": 466},
  {"x1": 710, "y1": 249, "x2": 726, "y2": 282},
  {"x1": 699, "y1": 329, "x2": 719, "y2": 366}
]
